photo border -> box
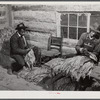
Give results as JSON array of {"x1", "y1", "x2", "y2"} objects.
[{"x1": 0, "y1": 0, "x2": 100, "y2": 99}]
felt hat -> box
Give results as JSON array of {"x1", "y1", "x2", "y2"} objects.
[
  {"x1": 15, "y1": 23, "x2": 28, "y2": 31},
  {"x1": 90, "y1": 22, "x2": 100, "y2": 34}
]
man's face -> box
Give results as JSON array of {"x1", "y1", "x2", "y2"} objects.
[
  {"x1": 90, "y1": 31, "x2": 97, "y2": 39},
  {"x1": 90, "y1": 31, "x2": 100, "y2": 39},
  {"x1": 19, "y1": 29, "x2": 25, "y2": 36}
]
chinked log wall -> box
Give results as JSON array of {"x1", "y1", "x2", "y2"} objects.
[
  {"x1": 0, "y1": 5, "x2": 78, "y2": 56},
  {"x1": 12, "y1": 6, "x2": 77, "y2": 55},
  {"x1": 13, "y1": 8, "x2": 57, "y2": 49},
  {"x1": 1, "y1": 5, "x2": 85, "y2": 56},
  {"x1": 5, "y1": 5, "x2": 100, "y2": 53}
]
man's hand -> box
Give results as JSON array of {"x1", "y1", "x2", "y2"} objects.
[
  {"x1": 89, "y1": 52, "x2": 97, "y2": 62},
  {"x1": 80, "y1": 48, "x2": 88, "y2": 55},
  {"x1": 26, "y1": 48, "x2": 31, "y2": 53},
  {"x1": 26, "y1": 46, "x2": 35, "y2": 53},
  {"x1": 29, "y1": 46, "x2": 35, "y2": 50}
]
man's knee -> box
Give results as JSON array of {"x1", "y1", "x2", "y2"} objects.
[
  {"x1": 19, "y1": 60, "x2": 25, "y2": 66},
  {"x1": 33, "y1": 46, "x2": 41, "y2": 54},
  {"x1": 33, "y1": 46, "x2": 38, "y2": 51},
  {"x1": 11, "y1": 55, "x2": 25, "y2": 67}
]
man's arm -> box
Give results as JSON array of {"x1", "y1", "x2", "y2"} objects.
[
  {"x1": 25, "y1": 40, "x2": 29, "y2": 49},
  {"x1": 10, "y1": 36, "x2": 30, "y2": 55},
  {"x1": 75, "y1": 33, "x2": 86, "y2": 54}
]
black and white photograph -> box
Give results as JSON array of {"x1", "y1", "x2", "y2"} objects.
[{"x1": 1, "y1": 1, "x2": 100, "y2": 94}]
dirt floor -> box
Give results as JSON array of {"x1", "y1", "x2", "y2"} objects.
[
  {"x1": 0, "y1": 51, "x2": 100, "y2": 91},
  {"x1": 0, "y1": 65, "x2": 45, "y2": 90}
]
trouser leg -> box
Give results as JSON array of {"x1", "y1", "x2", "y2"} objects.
[
  {"x1": 32, "y1": 46, "x2": 41, "y2": 65},
  {"x1": 11, "y1": 55, "x2": 25, "y2": 71}
]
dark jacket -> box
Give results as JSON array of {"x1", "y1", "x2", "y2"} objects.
[
  {"x1": 10, "y1": 31, "x2": 29, "y2": 56},
  {"x1": 75, "y1": 32, "x2": 100, "y2": 58}
]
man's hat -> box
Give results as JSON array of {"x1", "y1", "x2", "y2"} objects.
[
  {"x1": 15, "y1": 23, "x2": 28, "y2": 31},
  {"x1": 90, "y1": 22, "x2": 100, "y2": 34}
]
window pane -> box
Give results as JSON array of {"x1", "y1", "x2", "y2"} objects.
[
  {"x1": 61, "y1": 27, "x2": 68, "y2": 38},
  {"x1": 69, "y1": 27, "x2": 77, "y2": 39},
  {"x1": 78, "y1": 28, "x2": 87, "y2": 39},
  {"x1": 79, "y1": 14, "x2": 87, "y2": 27},
  {"x1": 61, "y1": 14, "x2": 68, "y2": 26},
  {"x1": 69, "y1": 14, "x2": 77, "y2": 26},
  {"x1": 90, "y1": 16, "x2": 100, "y2": 26}
]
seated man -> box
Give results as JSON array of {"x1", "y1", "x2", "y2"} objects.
[
  {"x1": 45, "y1": 23, "x2": 100, "y2": 90},
  {"x1": 76, "y1": 23, "x2": 100, "y2": 63},
  {"x1": 8, "y1": 23, "x2": 41, "y2": 74},
  {"x1": 75, "y1": 23, "x2": 100, "y2": 90}
]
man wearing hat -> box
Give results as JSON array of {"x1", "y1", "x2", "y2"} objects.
[
  {"x1": 45, "y1": 23, "x2": 100, "y2": 90},
  {"x1": 75, "y1": 23, "x2": 100, "y2": 90},
  {"x1": 75, "y1": 23, "x2": 100, "y2": 61},
  {"x1": 8, "y1": 23, "x2": 41, "y2": 74}
]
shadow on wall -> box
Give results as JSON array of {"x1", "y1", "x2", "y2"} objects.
[
  {"x1": 0, "y1": 40, "x2": 13, "y2": 69},
  {"x1": 0, "y1": 28, "x2": 14, "y2": 70}
]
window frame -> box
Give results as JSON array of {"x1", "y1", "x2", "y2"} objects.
[{"x1": 56, "y1": 12, "x2": 91, "y2": 41}]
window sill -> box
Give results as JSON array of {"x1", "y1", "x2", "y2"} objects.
[{"x1": 62, "y1": 38, "x2": 78, "y2": 48}]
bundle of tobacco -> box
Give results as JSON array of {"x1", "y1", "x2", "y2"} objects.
[
  {"x1": 24, "y1": 49, "x2": 35, "y2": 69},
  {"x1": 46, "y1": 56, "x2": 95, "y2": 81}
]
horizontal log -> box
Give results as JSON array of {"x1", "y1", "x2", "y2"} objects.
[
  {"x1": 14, "y1": 11, "x2": 56, "y2": 23},
  {"x1": 27, "y1": 40, "x2": 48, "y2": 49}
]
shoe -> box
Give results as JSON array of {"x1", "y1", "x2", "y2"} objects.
[
  {"x1": 36, "y1": 62, "x2": 41, "y2": 67},
  {"x1": 33, "y1": 61, "x2": 41, "y2": 67},
  {"x1": 13, "y1": 71, "x2": 20, "y2": 79},
  {"x1": 23, "y1": 66, "x2": 29, "y2": 71},
  {"x1": 7, "y1": 68, "x2": 13, "y2": 75},
  {"x1": 13, "y1": 71, "x2": 18, "y2": 75},
  {"x1": 37, "y1": 63, "x2": 41, "y2": 67}
]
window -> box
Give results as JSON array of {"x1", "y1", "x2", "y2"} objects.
[{"x1": 57, "y1": 12, "x2": 91, "y2": 40}]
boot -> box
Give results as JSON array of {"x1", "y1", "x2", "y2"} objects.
[{"x1": 7, "y1": 68, "x2": 13, "y2": 75}]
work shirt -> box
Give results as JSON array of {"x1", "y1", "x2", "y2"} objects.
[
  {"x1": 75, "y1": 32, "x2": 100, "y2": 57},
  {"x1": 17, "y1": 32, "x2": 27, "y2": 47}
]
